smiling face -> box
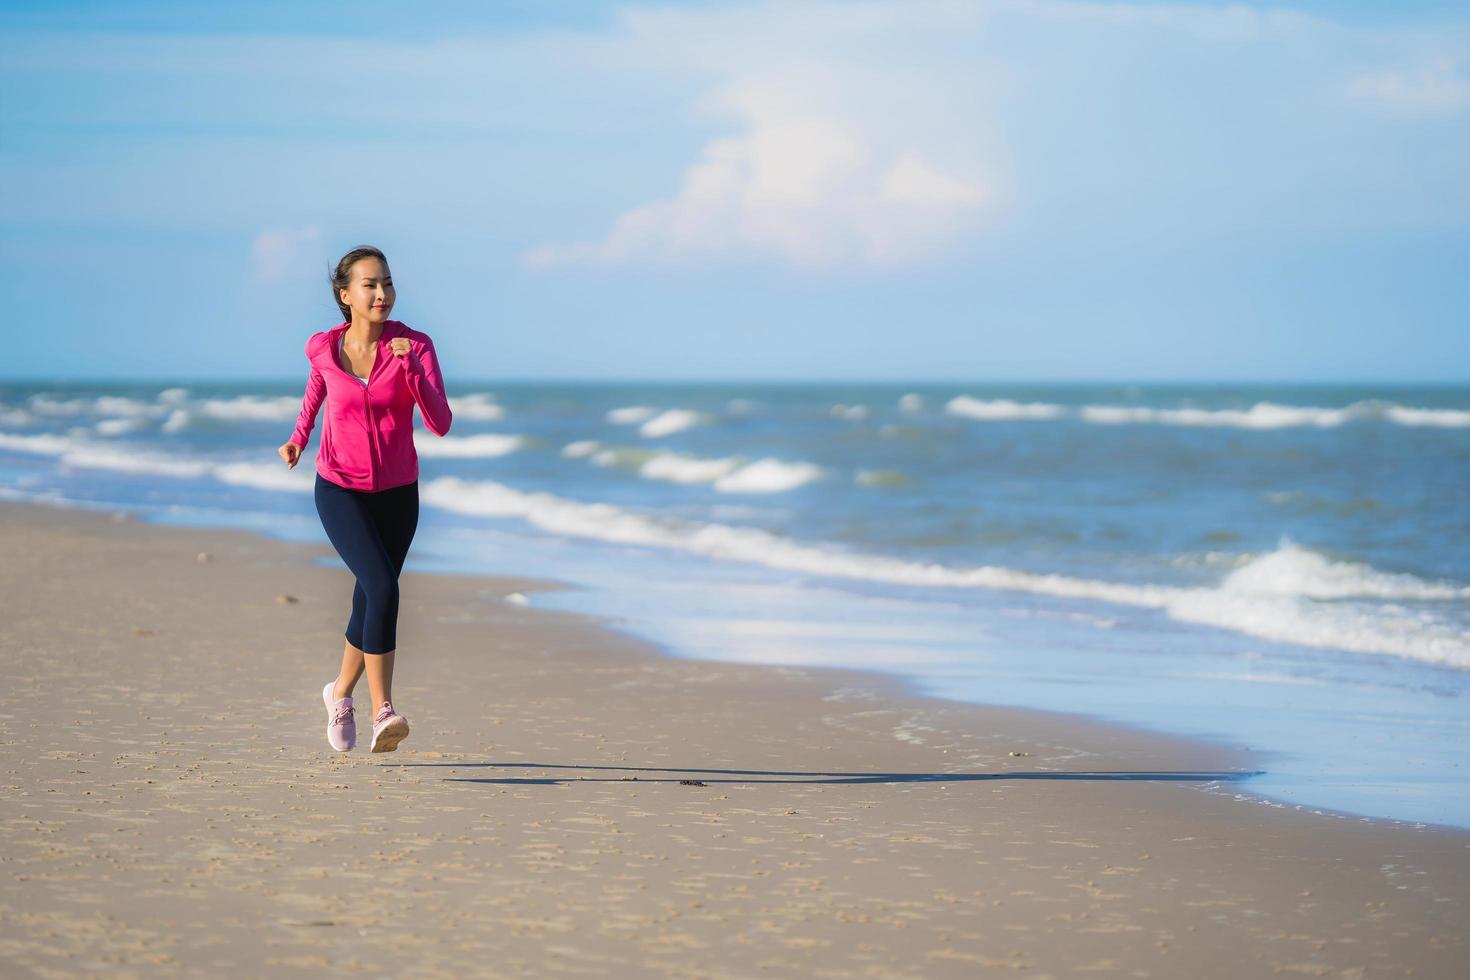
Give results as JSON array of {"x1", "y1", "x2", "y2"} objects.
[{"x1": 338, "y1": 256, "x2": 395, "y2": 324}]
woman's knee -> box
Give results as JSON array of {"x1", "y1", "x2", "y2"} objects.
[{"x1": 361, "y1": 573, "x2": 400, "y2": 610}]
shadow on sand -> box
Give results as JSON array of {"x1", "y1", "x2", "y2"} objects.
[{"x1": 380, "y1": 760, "x2": 1265, "y2": 787}]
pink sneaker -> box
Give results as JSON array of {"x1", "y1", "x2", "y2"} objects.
[
  {"x1": 322, "y1": 681, "x2": 356, "y2": 752},
  {"x1": 370, "y1": 701, "x2": 410, "y2": 753}
]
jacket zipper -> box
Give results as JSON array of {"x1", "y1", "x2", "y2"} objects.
[{"x1": 363, "y1": 381, "x2": 378, "y2": 491}]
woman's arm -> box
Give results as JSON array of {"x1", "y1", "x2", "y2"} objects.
[
  {"x1": 289, "y1": 349, "x2": 326, "y2": 448},
  {"x1": 405, "y1": 336, "x2": 453, "y2": 436}
]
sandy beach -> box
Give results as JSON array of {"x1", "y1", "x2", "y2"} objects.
[{"x1": 1, "y1": 498, "x2": 1466, "y2": 978}]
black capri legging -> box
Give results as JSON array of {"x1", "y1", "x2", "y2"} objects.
[{"x1": 314, "y1": 473, "x2": 420, "y2": 655}]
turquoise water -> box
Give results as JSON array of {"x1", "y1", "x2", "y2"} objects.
[{"x1": 3, "y1": 379, "x2": 1467, "y2": 827}]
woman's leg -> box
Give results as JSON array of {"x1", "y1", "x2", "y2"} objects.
[
  {"x1": 333, "y1": 638, "x2": 366, "y2": 702},
  {"x1": 360, "y1": 481, "x2": 419, "y2": 716},
  {"x1": 314, "y1": 476, "x2": 403, "y2": 713},
  {"x1": 332, "y1": 579, "x2": 374, "y2": 699}
]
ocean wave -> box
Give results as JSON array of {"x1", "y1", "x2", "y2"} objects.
[
  {"x1": 21, "y1": 391, "x2": 299, "y2": 430},
  {"x1": 0, "y1": 431, "x2": 311, "y2": 489},
  {"x1": 713, "y1": 458, "x2": 825, "y2": 493},
  {"x1": 95, "y1": 418, "x2": 147, "y2": 437},
  {"x1": 640, "y1": 451, "x2": 741, "y2": 485},
  {"x1": 213, "y1": 461, "x2": 314, "y2": 492},
  {"x1": 195, "y1": 395, "x2": 301, "y2": 422},
  {"x1": 14, "y1": 389, "x2": 508, "y2": 435},
  {"x1": 449, "y1": 393, "x2": 505, "y2": 421},
  {"x1": 1218, "y1": 540, "x2": 1466, "y2": 601},
  {"x1": 603, "y1": 405, "x2": 710, "y2": 437},
  {"x1": 0, "y1": 432, "x2": 88, "y2": 455},
  {"x1": 560, "y1": 440, "x2": 602, "y2": 459},
  {"x1": 586, "y1": 446, "x2": 825, "y2": 494},
  {"x1": 413, "y1": 433, "x2": 525, "y2": 458},
  {"x1": 946, "y1": 396, "x2": 1066, "y2": 421},
  {"x1": 944, "y1": 395, "x2": 1470, "y2": 429},
  {"x1": 639, "y1": 408, "x2": 707, "y2": 438},
  {"x1": 57, "y1": 444, "x2": 213, "y2": 478},
  {"x1": 4, "y1": 423, "x2": 1464, "y2": 667},
  {"x1": 606, "y1": 405, "x2": 656, "y2": 425},
  {"x1": 1384, "y1": 404, "x2": 1470, "y2": 427},
  {"x1": 28, "y1": 394, "x2": 116, "y2": 417},
  {"x1": 420, "y1": 475, "x2": 1470, "y2": 668}
]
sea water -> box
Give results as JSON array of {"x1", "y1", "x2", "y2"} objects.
[{"x1": 3, "y1": 380, "x2": 1466, "y2": 827}]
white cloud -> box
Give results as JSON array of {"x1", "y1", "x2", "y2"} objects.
[
  {"x1": 524, "y1": 1, "x2": 1007, "y2": 272},
  {"x1": 251, "y1": 226, "x2": 322, "y2": 283},
  {"x1": 6, "y1": 0, "x2": 1467, "y2": 271},
  {"x1": 523, "y1": 0, "x2": 1468, "y2": 272},
  {"x1": 1340, "y1": 57, "x2": 1470, "y2": 116},
  {"x1": 523, "y1": 114, "x2": 992, "y2": 271}
]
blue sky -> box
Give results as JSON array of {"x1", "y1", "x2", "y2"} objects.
[{"x1": 2, "y1": 0, "x2": 1467, "y2": 382}]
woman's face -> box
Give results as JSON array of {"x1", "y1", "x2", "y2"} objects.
[{"x1": 339, "y1": 257, "x2": 395, "y2": 324}]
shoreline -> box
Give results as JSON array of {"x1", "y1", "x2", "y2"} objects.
[
  {"x1": 11, "y1": 491, "x2": 1457, "y2": 833},
  {"x1": 2, "y1": 498, "x2": 1466, "y2": 976}
]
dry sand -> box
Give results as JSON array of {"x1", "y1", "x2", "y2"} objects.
[{"x1": 1, "y1": 499, "x2": 1466, "y2": 978}]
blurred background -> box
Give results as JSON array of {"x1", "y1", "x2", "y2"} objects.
[{"x1": 3, "y1": 0, "x2": 1467, "y2": 827}]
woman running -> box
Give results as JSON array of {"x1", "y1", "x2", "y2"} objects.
[{"x1": 277, "y1": 245, "x2": 453, "y2": 753}]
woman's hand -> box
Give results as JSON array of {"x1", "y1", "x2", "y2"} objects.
[
  {"x1": 278, "y1": 441, "x2": 303, "y2": 468},
  {"x1": 389, "y1": 338, "x2": 411, "y2": 359}
]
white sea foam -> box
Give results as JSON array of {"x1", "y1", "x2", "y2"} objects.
[
  {"x1": 449, "y1": 393, "x2": 504, "y2": 421},
  {"x1": 1218, "y1": 541, "x2": 1467, "y2": 601},
  {"x1": 0, "y1": 430, "x2": 308, "y2": 488},
  {"x1": 213, "y1": 461, "x2": 314, "y2": 492},
  {"x1": 25, "y1": 391, "x2": 300, "y2": 428},
  {"x1": 59, "y1": 445, "x2": 214, "y2": 478},
  {"x1": 714, "y1": 458, "x2": 825, "y2": 493},
  {"x1": 94, "y1": 396, "x2": 157, "y2": 417},
  {"x1": 196, "y1": 396, "x2": 301, "y2": 422},
  {"x1": 4, "y1": 420, "x2": 1464, "y2": 668},
  {"x1": 607, "y1": 405, "x2": 657, "y2": 425},
  {"x1": 0, "y1": 432, "x2": 79, "y2": 455},
  {"x1": 95, "y1": 418, "x2": 146, "y2": 437},
  {"x1": 640, "y1": 409, "x2": 706, "y2": 438},
  {"x1": 898, "y1": 393, "x2": 924, "y2": 413},
  {"x1": 28, "y1": 395, "x2": 98, "y2": 417},
  {"x1": 640, "y1": 452, "x2": 741, "y2": 485},
  {"x1": 831, "y1": 403, "x2": 869, "y2": 421},
  {"x1": 1078, "y1": 400, "x2": 1470, "y2": 429},
  {"x1": 1081, "y1": 401, "x2": 1365, "y2": 429},
  {"x1": 419, "y1": 475, "x2": 1470, "y2": 668},
  {"x1": 936, "y1": 395, "x2": 1470, "y2": 429},
  {"x1": 413, "y1": 433, "x2": 525, "y2": 458},
  {"x1": 560, "y1": 440, "x2": 602, "y2": 458},
  {"x1": 590, "y1": 447, "x2": 823, "y2": 494},
  {"x1": 0, "y1": 408, "x2": 32, "y2": 427},
  {"x1": 946, "y1": 396, "x2": 1066, "y2": 421},
  {"x1": 1384, "y1": 404, "x2": 1470, "y2": 428}
]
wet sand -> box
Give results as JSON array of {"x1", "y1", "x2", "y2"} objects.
[{"x1": 1, "y1": 499, "x2": 1466, "y2": 978}]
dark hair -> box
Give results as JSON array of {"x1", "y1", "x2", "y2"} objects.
[{"x1": 329, "y1": 245, "x2": 390, "y2": 323}]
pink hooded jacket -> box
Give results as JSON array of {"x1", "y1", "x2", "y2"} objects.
[{"x1": 289, "y1": 320, "x2": 453, "y2": 492}]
